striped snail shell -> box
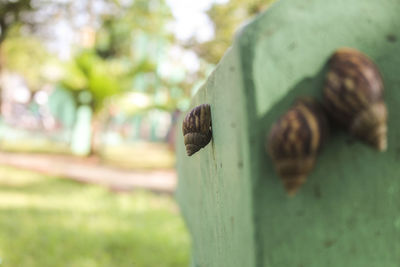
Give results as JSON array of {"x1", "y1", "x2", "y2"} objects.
[
  {"x1": 182, "y1": 104, "x2": 212, "y2": 156},
  {"x1": 267, "y1": 98, "x2": 329, "y2": 196},
  {"x1": 323, "y1": 48, "x2": 387, "y2": 151}
]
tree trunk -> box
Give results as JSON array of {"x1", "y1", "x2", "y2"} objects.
[
  {"x1": 89, "y1": 109, "x2": 109, "y2": 156},
  {"x1": 89, "y1": 117, "x2": 101, "y2": 156}
]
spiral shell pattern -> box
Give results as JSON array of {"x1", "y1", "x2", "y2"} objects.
[
  {"x1": 182, "y1": 104, "x2": 212, "y2": 156},
  {"x1": 268, "y1": 98, "x2": 328, "y2": 196},
  {"x1": 323, "y1": 48, "x2": 387, "y2": 151}
]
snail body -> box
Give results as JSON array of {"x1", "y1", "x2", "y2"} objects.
[
  {"x1": 182, "y1": 104, "x2": 212, "y2": 156},
  {"x1": 323, "y1": 48, "x2": 387, "y2": 151},
  {"x1": 268, "y1": 98, "x2": 328, "y2": 196}
]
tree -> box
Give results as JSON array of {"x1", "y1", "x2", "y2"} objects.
[
  {"x1": 1, "y1": 0, "x2": 195, "y2": 155},
  {"x1": 0, "y1": 0, "x2": 33, "y2": 107},
  {"x1": 2, "y1": 33, "x2": 58, "y2": 91},
  {"x1": 0, "y1": 0, "x2": 71, "y2": 110},
  {"x1": 188, "y1": 0, "x2": 276, "y2": 65},
  {"x1": 0, "y1": 0, "x2": 34, "y2": 44},
  {"x1": 58, "y1": 0, "x2": 177, "y2": 155}
]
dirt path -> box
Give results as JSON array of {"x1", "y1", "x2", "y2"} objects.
[{"x1": 0, "y1": 152, "x2": 176, "y2": 193}]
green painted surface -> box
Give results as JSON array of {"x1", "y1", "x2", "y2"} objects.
[
  {"x1": 177, "y1": 0, "x2": 400, "y2": 266},
  {"x1": 176, "y1": 44, "x2": 256, "y2": 267}
]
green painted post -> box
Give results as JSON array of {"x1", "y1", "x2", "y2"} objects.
[
  {"x1": 176, "y1": 0, "x2": 400, "y2": 266},
  {"x1": 71, "y1": 105, "x2": 92, "y2": 156}
]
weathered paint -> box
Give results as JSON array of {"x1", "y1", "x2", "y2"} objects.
[{"x1": 177, "y1": 0, "x2": 400, "y2": 266}]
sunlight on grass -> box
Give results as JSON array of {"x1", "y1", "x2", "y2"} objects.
[
  {"x1": 0, "y1": 139, "x2": 71, "y2": 155},
  {"x1": 0, "y1": 165, "x2": 190, "y2": 267},
  {"x1": 0, "y1": 166, "x2": 48, "y2": 186}
]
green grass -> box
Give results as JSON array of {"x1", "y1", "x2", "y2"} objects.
[
  {"x1": 0, "y1": 166, "x2": 190, "y2": 267},
  {"x1": 0, "y1": 138, "x2": 71, "y2": 155}
]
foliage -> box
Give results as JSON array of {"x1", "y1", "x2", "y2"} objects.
[
  {"x1": 2, "y1": 33, "x2": 60, "y2": 90},
  {"x1": 191, "y1": 0, "x2": 276, "y2": 64},
  {"x1": 95, "y1": 0, "x2": 172, "y2": 59},
  {"x1": 1, "y1": 0, "x2": 193, "y2": 114},
  {"x1": 0, "y1": 165, "x2": 190, "y2": 267},
  {"x1": 58, "y1": 0, "x2": 178, "y2": 114},
  {"x1": 0, "y1": 0, "x2": 34, "y2": 43},
  {"x1": 62, "y1": 51, "x2": 122, "y2": 112}
]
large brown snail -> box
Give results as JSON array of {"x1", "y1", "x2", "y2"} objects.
[
  {"x1": 182, "y1": 104, "x2": 212, "y2": 156},
  {"x1": 267, "y1": 98, "x2": 329, "y2": 196},
  {"x1": 323, "y1": 48, "x2": 387, "y2": 151}
]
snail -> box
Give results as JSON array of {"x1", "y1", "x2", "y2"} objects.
[
  {"x1": 267, "y1": 98, "x2": 329, "y2": 196},
  {"x1": 182, "y1": 104, "x2": 212, "y2": 156},
  {"x1": 323, "y1": 47, "x2": 387, "y2": 151}
]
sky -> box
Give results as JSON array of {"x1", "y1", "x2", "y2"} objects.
[
  {"x1": 158, "y1": 0, "x2": 231, "y2": 85},
  {"x1": 166, "y1": 0, "x2": 229, "y2": 42}
]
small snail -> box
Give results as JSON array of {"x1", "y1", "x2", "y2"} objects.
[
  {"x1": 182, "y1": 104, "x2": 212, "y2": 156},
  {"x1": 323, "y1": 48, "x2": 387, "y2": 151},
  {"x1": 267, "y1": 98, "x2": 329, "y2": 196}
]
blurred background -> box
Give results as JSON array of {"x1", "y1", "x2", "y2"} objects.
[{"x1": 0, "y1": 0, "x2": 273, "y2": 266}]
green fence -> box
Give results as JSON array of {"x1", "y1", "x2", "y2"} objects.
[{"x1": 176, "y1": 0, "x2": 400, "y2": 266}]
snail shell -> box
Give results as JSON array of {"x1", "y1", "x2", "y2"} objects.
[
  {"x1": 323, "y1": 48, "x2": 387, "y2": 151},
  {"x1": 182, "y1": 104, "x2": 212, "y2": 156},
  {"x1": 267, "y1": 98, "x2": 329, "y2": 196}
]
